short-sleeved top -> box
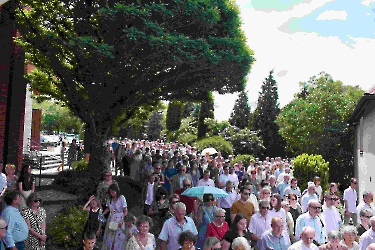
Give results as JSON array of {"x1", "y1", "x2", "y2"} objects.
[
  {"x1": 158, "y1": 216, "x2": 198, "y2": 250},
  {"x1": 343, "y1": 187, "x2": 357, "y2": 213},
  {"x1": 175, "y1": 188, "x2": 197, "y2": 214},
  {"x1": 17, "y1": 174, "x2": 34, "y2": 191},
  {"x1": 223, "y1": 229, "x2": 252, "y2": 245},
  {"x1": 231, "y1": 200, "x2": 255, "y2": 223}
]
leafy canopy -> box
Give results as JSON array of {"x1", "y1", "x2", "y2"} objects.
[{"x1": 15, "y1": 0, "x2": 254, "y2": 138}]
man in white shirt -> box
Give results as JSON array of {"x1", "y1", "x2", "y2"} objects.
[
  {"x1": 284, "y1": 178, "x2": 301, "y2": 200},
  {"x1": 357, "y1": 191, "x2": 375, "y2": 226},
  {"x1": 249, "y1": 200, "x2": 272, "y2": 244},
  {"x1": 218, "y1": 165, "x2": 231, "y2": 188},
  {"x1": 228, "y1": 166, "x2": 239, "y2": 188},
  {"x1": 301, "y1": 183, "x2": 319, "y2": 213},
  {"x1": 322, "y1": 192, "x2": 342, "y2": 233},
  {"x1": 197, "y1": 170, "x2": 215, "y2": 187},
  {"x1": 258, "y1": 216, "x2": 291, "y2": 250},
  {"x1": 343, "y1": 178, "x2": 358, "y2": 225},
  {"x1": 217, "y1": 181, "x2": 239, "y2": 225},
  {"x1": 359, "y1": 216, "x2": 375, "y2": 250},
  {"x1": 288, "y1": 226, "x2": 319, "y2": 250},
  {"x1": 295, "y1": 200, "x2": 326, "y2": 245}
]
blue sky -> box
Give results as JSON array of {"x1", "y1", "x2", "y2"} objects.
[{"x1": 214, "y1": 0, "x2": 375, "y2": 121}]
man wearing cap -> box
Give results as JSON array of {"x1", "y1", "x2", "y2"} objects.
[{"x1": 301, "y1": 183, "x2": 319, "y2": 213}]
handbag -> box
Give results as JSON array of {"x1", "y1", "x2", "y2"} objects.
[{"x1": 108, "y1": 221, "x2": 118, "y2": 231}]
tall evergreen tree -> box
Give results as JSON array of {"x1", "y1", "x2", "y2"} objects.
[
  {"x1": 198, "y1": 92, "x2": 215, "y2": 139},
  {"x1": 229, "y1": 91, "x2": 251, "y2": 129},
  {"x1": 182, "y1": 102, "x2": 196, "y2": 118},
  {"x1": 252, "y1": 70, "x2": 286, "y2": 157},
  {"x1": 166, "y1": 101, "x2": 183, "y2": 132},
  {"x1": 147, "y1": 111, "x2": 164, "y2": 141}
]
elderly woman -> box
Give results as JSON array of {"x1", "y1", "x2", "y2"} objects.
[
  {"x1": 318, "y1": 230, "x2": 348, "y2": 250},
  {"x1": 232, "y1": 236, "x2": 251, "y2": 250},
  {"x1": 126, "y1": 215, "x2": 156, "y2": 250},
  {"x1": 178, "y1": 230, "x2": 198, "y2": 250},
  {"x1": 101, "y1": 184, "x2": 128, "y2": 250},
  {"x1": 203, "y1": 237, "x2": 221, "y2": 250},
  {"x1": 356, "y1": 208, "x2": 372, "y2": 239},
  {"x1": 340, "y1": 225, "x2": 359, "y2": 250},
  {"x1": 206, "y1": 207, "x2": 229, "y2": 241},
  {"x1": 22, "y1": 192, "x2": 46, "y2": 250},
  {"x1": 197, "y1": 193, "x2": 217, "y2": 248}
]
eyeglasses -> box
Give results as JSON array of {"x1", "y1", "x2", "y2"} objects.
[
  {"x1": 0, "y1": 225, "x2": 7, "y2": 230},
  {"x1": 243, "y1": 192, "x2": 250, "y2": 196},
  {"x1": 352, "y1": 182, "x2": 357, "y2": 184},
  {"x1": 261, "y1": 206, "x2": 270, "y2": 209},
  {"x1": 309, "y1": 206, "x2": 322, "y2": 210},
  {"x1": 216, "y1": 215, "x2": 226, "y2": 218},
  {"x1": 288, "y1": 198, "x2": 297, "y2": 200},
  {"x1": 171, "y1": 200, "x2": 179, "y2": 204},
  {"x1": 329, "y1": 198, "x2": 339, "y2": 201},
  {"x1": 205, "y1": 198, "x2": 214, "y2": 202},
  {"x1": 362, "y1": 215, "x2": 372, "y2": 218},
  {"x1": 156, "y1": 168, "x2": 161, "y2": 170},
  {"x1": 34, "y1": 199, "x2": 42, "y2": 203},
  {"x1": 105, "y1": 174, "x2": 111, "y2": 177}
]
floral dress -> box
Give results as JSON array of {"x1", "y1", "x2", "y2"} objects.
[
  {"x1": 126, "y1": 233, "x2": 156, "y2": 250},
  {"x1": 149, "y1": 199, "x2": 170, "y2": 235},
  {"x1": 101, "y1": 195, "x2": 127, "y2": 250},
  {"x1": 22, "y1": 207, "x2": 46, "y2": 250},
  {"x1": 197, "y1": 205, "x2": 217, "y2": 248}
]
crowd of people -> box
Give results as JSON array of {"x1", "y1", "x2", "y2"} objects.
[
  {"x1": 1, "y1": 138, "x2": 375, "y2": 250},
  {"x1": 78, "y1": 139, "x2": 375, "y2": 250}
]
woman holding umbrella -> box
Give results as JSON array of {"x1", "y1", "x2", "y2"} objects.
[{"x1": 196, "y1": 193, "x2": 217, "y2": 249}]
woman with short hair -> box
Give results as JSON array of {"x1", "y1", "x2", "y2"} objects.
[
  {"x1": 126, "y1": 215, "x2": 156, "y2": 250},
  {"x1": 318, "y1": 230, "x2": 348, "y2": 250},
  {"x1": 205, "y1": 207, "x2": 229, "y2": 241},
  {"x1": 232, "y1": 236, "x2": 251, "y2": 250},
  {"x1": 178, "y1": 230, "x2": 198, "y2": 250},
  {"x1": 340, "y1": 225, "x2": 359, "y2": 250},
  {"x1": 203, "y1": 237, "x2": 221, "y2": 250}
]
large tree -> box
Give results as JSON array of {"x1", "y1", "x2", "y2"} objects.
[
  {"x1": 15, "y1": 0, "x2": 254, "y2": 178},
  {"x1": 229, "y1": 90, "x2": 251, "y2": 129},
  {"x1": 197, "y1": 91, "x2": 215, "y2": 139},
  {"x1": 252, "y1": 70, "x2": 286, "y2": 157},
  {"x1": 166, "y1": 100, "x2": 183, "y2": 132},
  {"x1": 276, "y1": 72, "x2": 364, "y2": 185}
]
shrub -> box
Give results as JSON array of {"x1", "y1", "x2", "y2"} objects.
[
  {"x1": 49, "y1": 205, "x2": 88, "y2": 248},
  {"x1": 177, "y1": 133, "x2": 197, "y2": 145},
  {"x1": 293, "y1": 154, "x2": 330, "y2": 192},
  {"x1": 232, "y1": 154, "x2": 254, "y2": 167},
  {"x1": 196, "y1": 136, "x2": 233, "y2": 158},
  {"x1": 72, "y1": 159, "x2": 89, "y2": 170}
]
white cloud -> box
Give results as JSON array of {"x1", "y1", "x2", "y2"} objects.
[
  {"x1": 214, "y1": 6, "x2": 375, "y2": 121},
  {"x1": 361, "y1": 0, "x2": 375, "y2": 7},
  {"x1": 316, "y1": 10, "x2": 348, "y2": 20}
]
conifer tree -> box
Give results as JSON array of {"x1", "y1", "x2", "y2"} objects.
[
  {"x1": 198, "y1": 92, "x2": 215, "y2": 139},
  {"x1": 252, "y1": 70, "x2": 286, "y2": 157},
  {"x1": 166, "y1": 101, "x2": 183, "y2": 132},
  {"x1": 229, "y1": 91, "x2": 251, "y2": 129}
]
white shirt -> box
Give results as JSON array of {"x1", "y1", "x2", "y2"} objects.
[
  {"x1": 217, "y1": 189, "x2": 239, "y2": 208},
  {"x1": 145, "y1": 182, "x2": 154, "y2": 205},
  {"x1": 288, "y1": 240, "x2": 319, "y2": 250},
  {"x1": 344, "y1": 187, "x2": 358, "y2": 213},
  {"x1": 356, "y1": 202, "x2": 375, "y2": 225},
  {"x1": 228, "y1": 173, "x2": 239, "y2": 187},
  {"x1": 0, "y1": 173, "x2": 7, "y2": 191},
  {"x1": 197, "y1": 178, "x2": 215, "y2": 187},
  {"x1": 359, "y1": 228, "x2": 375, "y2": 250},
  {"x1": 248, "y1": 194, "x2": 259, "y2": 212},
  {"x1": 322, "y1": 206, "x2": 341, "y2": 233},
  {"x1": 249, "y1": 212, "x2": 272, "y2": 238}
]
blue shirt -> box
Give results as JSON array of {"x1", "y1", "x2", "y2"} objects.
[
  {"x1": 257, "y1": 229, "x2": 291, "y2": 250},
  {"x1": 158, "y1": 216, "x2": 198, "y2": 250},
  {"x1": 277, "y1": 182, "x2": 290, "y2": 198},
  {"x1": 295, "y1": 213, "x2": 325, "y2": 244},
  {"x1": 1, "y1": 206, "x2": 28, "y2": 248}
]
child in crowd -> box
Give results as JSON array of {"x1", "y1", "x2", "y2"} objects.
[{"x1": 82, "y1": 195, "x2": 102, "y2": 237}]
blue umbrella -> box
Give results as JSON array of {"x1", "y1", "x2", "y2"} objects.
[{"x1": 181, "y1": 186, "x2": 228, "y2": 198}]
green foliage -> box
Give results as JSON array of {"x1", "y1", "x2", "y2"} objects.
[
  {"x1": 165, "y1": 116, "x2": 198, "y2": 144},
  {"x1": 205, "y1": 118, "x2": 264, "y2": 156},
  {"x1": 147, "y1": 110, "x2": 165, "y2": 141},
  {"x1": 276, "y1": 72, "x2": 364, "y2": 184},
  {"x1": 292, "y1": 154, "x2": 330, "y2": 192},
  {"x1": 196, "y1": 136, "x2": 233, "y2": 158},
  {"x1": 166, "y1": 101, "x2": 183, "y2": 132},
  {"x1": 198, "y1": 92, "x2": 215, "y2": 139},
  {"x1": 231, "y1": 154, "x2": 254, "y2": 167},
  {"x1": 33, "y1": 101, "x2": 85, "y2": 136},
  {"x1": 229, "y1": 91, "x2": 251, "y2": 129},
  {"x1": 49, "y1": 205, "x2": 88, "y2": 248},
  {"x1": 252, "y1": 70, "x2": 286, "y2": 157},
  {"x1": 182, "y1": 102, "x2": 196, "y2": 118},
  {"x1": 72, "y1": 159, "x2": 89, "y2": 171},
  {"x1": 16, "y1": 0, "x2": 254, "y2": 178}
]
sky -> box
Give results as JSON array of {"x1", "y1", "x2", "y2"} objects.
[{"x1": 214, "y1": 0, "x2": 375, "y2": 121}]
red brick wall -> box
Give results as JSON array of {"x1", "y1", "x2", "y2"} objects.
[{"x1": 31, "y1": 109, "x2": 41, "y2": 152}]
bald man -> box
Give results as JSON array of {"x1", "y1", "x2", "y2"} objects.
[
  {"x1": 367, "y1": 243, "x2": 375, "y2": 250},
  {"x1": 257, "y1": 216, "x2": 291, "y2": 250},
  {"x1": 289, "y1": 226, "x2": 319, "y2": 250}
]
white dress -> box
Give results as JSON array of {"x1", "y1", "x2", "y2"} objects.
[{"x1": 126, "y1": 233, "x2": 156, "y2": 250}]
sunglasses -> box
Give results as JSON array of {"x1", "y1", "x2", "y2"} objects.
[
  {"x1": 309, "y1": 206, "x2": 322, "y2": 210},
  {"x1": 205, "y1": 198, "x2": 214, "y2": 202},
  {"x1": 171, "y1": 201, "x2": 179, "y2": 204},
  {"x1": 156, "y1": 168, "x2": 161, "y2": 170},
  {"x1": 0, "y1": 225, "x2": 7, "y2": 230},
  {"x1": 363, "y1": 215, "x2": 372, "y2": 218},
  {"x1": 216, "y1": 215, "x2": 226, "y2": 218},
  {"x1": 261, "y1": 206, "x2": 270, "y2": 209},
  {"x1": 34, "y1": 199, "x2": 42, "y2": 203},
  {"x1": 243, "y1": 192, "x2": 251, "y2": 196},
  {"x1": 329, "y1": 198, "x2": 339, "y2": 201}
]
